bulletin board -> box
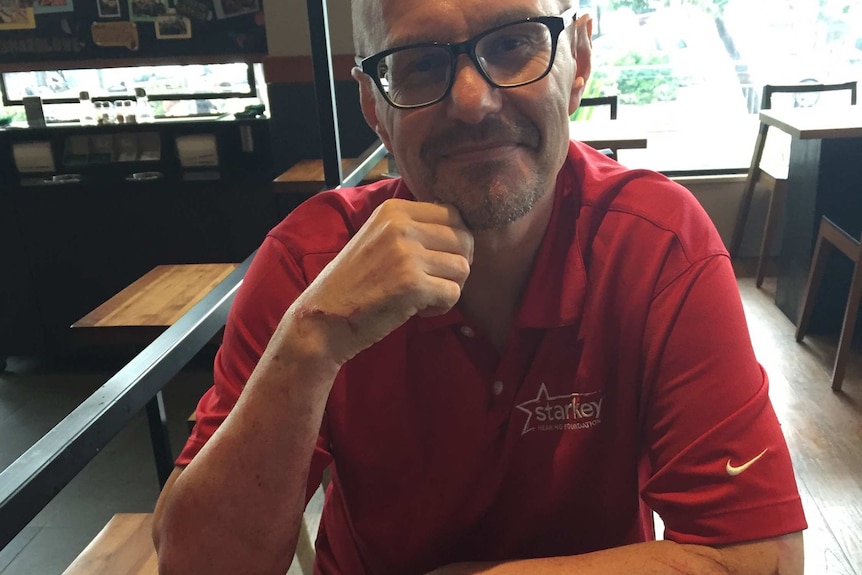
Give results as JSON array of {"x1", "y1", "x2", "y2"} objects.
[{"x1": 0, "y1": 0, "x2": 267, "y2": 65}]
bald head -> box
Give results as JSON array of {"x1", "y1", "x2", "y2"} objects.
[{"x1": 352, "y1": 0, "x2": 575, "y2": 56}]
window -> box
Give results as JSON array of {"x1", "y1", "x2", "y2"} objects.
[
  {"x1": 0, "y1": 63, "x2": 262, "y2": 123},
  {"x1": 578, "y1": 0, "x2": 862, "y2": 173}
]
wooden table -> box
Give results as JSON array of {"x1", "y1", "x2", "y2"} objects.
[
  {"x1": 761, "y1": 107, "x2": 862, "y2": 329},
  {"x1": 72, "y1": 263, "x2": 238, "y2": 346},
  {"x1": 71, "y1": 263, "x2": 240, "y2": 487},
  {"x1": 273, "y1": 157, "x2": 391, "y2": 195},
  {"x1": 569, "y1": 119, "x2": 648, "y2": 151}
]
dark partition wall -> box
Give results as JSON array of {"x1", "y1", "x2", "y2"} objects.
[{"x1": 0, "y1": 118, "x2": 278, "y2": 360}]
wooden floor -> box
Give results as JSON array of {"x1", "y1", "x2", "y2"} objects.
[{"x1": 736, "y1": 261, "x2": 862, "y2": 574}]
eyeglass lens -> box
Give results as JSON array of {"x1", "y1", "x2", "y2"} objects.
[{"x1": 377, "y1": 20, "x2": 555, "y2": 107}]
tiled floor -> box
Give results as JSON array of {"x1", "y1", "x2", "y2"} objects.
[
  {"x1": 0, "y1": 352, "x2": 213, "y2": 575},
  {"x1": 0, "y1": 350, "x2": 325, "y2": 575}
]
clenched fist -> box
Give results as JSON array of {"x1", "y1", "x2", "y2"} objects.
[{"x1": 284, "y1": 199, "x2": 474, "y2": 366}]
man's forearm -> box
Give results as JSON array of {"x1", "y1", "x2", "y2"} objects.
[
  {"x1": 155, "y1": 314, "x2": 341, "y2": 575},
  {"x1": 432, "y1": 532, "x2": 803, "y2": 575}
]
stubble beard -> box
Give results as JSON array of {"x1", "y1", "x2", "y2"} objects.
[
  {"x1": 416, "y1": 116, "x2": 551, "y2": 231},
  {"x1": 425, "y1": 159, "x2": 549, "y2": 231}
]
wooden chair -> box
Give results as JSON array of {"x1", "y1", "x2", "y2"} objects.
[
  {"x1": 579, "y1": 95, "x2": 619, "y2": 120},
  {"x1": 795, "y1": 216, "x2": 862, "y2": 391},
  {"x1": 729, "y1": 81, "x2": 857, "y2": 271},
  {"x1": 577, "y1": 95, "x2": 619, "y2": 158}
]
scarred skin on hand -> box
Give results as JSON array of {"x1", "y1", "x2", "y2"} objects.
[{"x1": 285, "y1": 198, "x2": 475, "y2": 367}]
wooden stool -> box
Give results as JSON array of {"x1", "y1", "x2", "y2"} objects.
[{"x1": 795, "y1": 216, "x2": 862, "y2": 391}]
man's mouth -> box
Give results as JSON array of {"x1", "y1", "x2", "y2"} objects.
[
  {"x1": 440, "y1": 141, "x2": 520, "y2": 162},
  {"x1": 422, "y1": 116, "x2": 540, "y2": 164}
]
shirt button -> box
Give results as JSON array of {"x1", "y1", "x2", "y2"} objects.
[
  {"x1": 460, "y1": 325, "x2": 475, "y2": 338},
  {"x1": 493, "y1": 380, "x2": 504, "y2": 396}
]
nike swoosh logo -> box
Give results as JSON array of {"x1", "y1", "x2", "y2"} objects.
[{"x1": 726, "y1": 448, "x2": 768, "y2": 476}]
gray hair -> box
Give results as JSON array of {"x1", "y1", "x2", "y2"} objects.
[
  {"x1": 352, "y1": 0, "x2": 384, "y2": 56},
  {"x1": 352, "y1": 0, "x2": 574, "y2": 55}
]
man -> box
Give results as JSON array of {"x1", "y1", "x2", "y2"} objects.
[{"x1": 153, "y1": 0, "x2": 807, "y2": 573}]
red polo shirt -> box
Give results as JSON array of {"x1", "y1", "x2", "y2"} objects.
[{"x1": 178, "y1": 141, "x2": 806, "y2": 574}]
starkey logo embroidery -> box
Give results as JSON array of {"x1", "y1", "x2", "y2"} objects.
[{"x1": 515, "y1": 383, "x2": 605, "y2": 436}]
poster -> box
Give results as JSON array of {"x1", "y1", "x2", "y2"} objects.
[
  {"x1": 127, "y1": 0, "x2": 167, "y2": 21},
  {"x1": 0, "y1": 1, "x2": 36, "y2": 29},
  {"x1": 155, "y1": 14, "x2": 190, "y2": 39},
  {"x1": 19, "y1": 0, "x2": 74, "y2": 14},
  {"x1": 97, "y1": 0, "x2": 120, "y2": 18},
  {"x1": 212, "y1": 0, "x2": 257, "y2": 19}
]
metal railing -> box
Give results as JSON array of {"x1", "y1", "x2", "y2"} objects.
[{"x1": 0, "y1": 136, "x2": 388, "y2": 551}]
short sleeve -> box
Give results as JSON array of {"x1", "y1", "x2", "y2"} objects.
[{"x1": 639, "y1": 254, "x2": 806, "y2": 544}]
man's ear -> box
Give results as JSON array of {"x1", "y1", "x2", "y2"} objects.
[
  {"x1": 568, "y1": 14, "x2": 593, "y2": 116},
  {"x1": 352, "y1": 67, "x2": 394, "y2": 151}
]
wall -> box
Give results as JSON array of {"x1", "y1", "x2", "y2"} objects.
[
  {"x1": 262, "y1": 0, "x2": 376, "y2": 176},
  {"x1": 673, "y1": 175, "x2": 774, "y2": 258},
  {"x1": 265, "y1": 0, "x2": 354, "y2": 57}
]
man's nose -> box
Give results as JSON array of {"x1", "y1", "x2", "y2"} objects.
[{"x1": 445, "y1": 56, "x2": 502, "y2": 124}]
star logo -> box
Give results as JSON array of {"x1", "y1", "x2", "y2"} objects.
[{"x1": 515, "y1": 383, "x2": 604, "y2": 436}]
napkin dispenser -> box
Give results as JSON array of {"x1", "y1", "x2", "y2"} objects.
[
  {"x1": 175, "y1": 134, "x2": 219, "y2": 168},
  {"x1": 12, "y1": 141, "x2": 55, "y2": 173}
]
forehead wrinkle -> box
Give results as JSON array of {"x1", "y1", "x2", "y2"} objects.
[{"x1": 383, "y1": 5, "x2": 558, "y2": 51}]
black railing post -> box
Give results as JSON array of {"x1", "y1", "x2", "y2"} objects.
[
  {"x1": 306, "y1": 0, "x2": 343, "y2": 188},
  {"x1": 145, "y1": 391, "x2": 174, "y2": 488}
]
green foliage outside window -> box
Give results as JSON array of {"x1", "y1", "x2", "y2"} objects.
[
  {"x1": 613, "y1": 52, "x2": 678, "y2": 104},
  {"x1": 608, "y1": 0, "x2": 653, "y2": 14}
]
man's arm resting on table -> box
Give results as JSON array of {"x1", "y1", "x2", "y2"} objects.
[{"x1": 432, "y1": 532, "x2": 803, "y2": 575}]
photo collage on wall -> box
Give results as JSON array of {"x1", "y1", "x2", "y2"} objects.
[
  {"x1": 0, "y1": 0, "x2": 264, "y2": 63},
  {"x1": 120, "y1": 0, "x2": 260, "y2": 41},
  {"x1": 1, "y1": 0, "x2": 73, "y2": 30}
]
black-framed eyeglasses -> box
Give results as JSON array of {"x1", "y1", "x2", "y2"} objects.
[{"x1": 355, "y1": 6, "x2": 577, "y2": 109}]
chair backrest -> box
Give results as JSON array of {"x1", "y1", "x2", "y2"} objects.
[
  {"x1": 578, "y1": 95, "x2": 619, "y2": 120},
  {"x1": 761, "y1": 81, "x2": 857, "y2": 110}
]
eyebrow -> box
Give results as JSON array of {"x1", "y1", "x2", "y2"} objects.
[{"x1": 384, "y1": 7, "x2": 550, "y2": 49}]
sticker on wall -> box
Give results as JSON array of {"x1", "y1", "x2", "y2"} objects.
[
  {"x1": 91, "y1": 20, "x2": 139, "y2": 50},
  {"x1": 175, "y1": 0, "x2": 210, "y2": 22},
  {"x1": 212, "y1": 0, "x2": 257, "y2": 20},
  {"x1": 0, "y1": 1, "x2": 36, "y2": 29},
  {"x1": 127, "y1": 0, "x2": 167, "y2": 21},
  {"x1": 97, "y1": 0, "x2": 120, "y2": 18},
  {"x1": 19, "y1": 0, "x2": 75, "y2": 14},
  {"x1": 154, "y1": 14, "x2": 190, "y2": 39}
]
